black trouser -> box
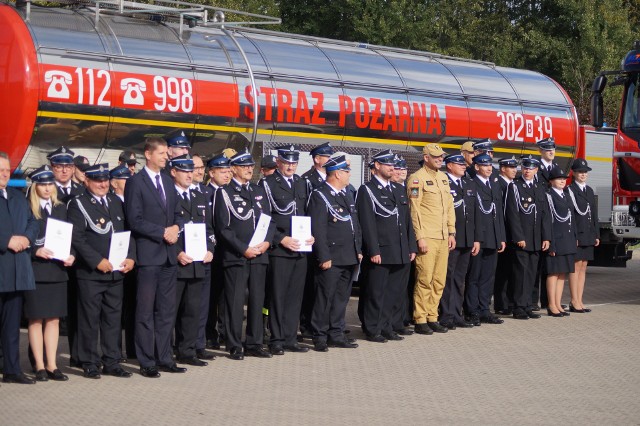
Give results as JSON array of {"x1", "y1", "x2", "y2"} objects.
[
  {"x1": 361, "y1": 262, "x2": 408, "y2": 336},
  {"x1": 311, "y1": 264, "x2": 354, "y2": 343},
  {"x1": 494, "y1": 248, "x2": 514, "y2": 312},
  {"x1": 196, "y1": 266, "x2": 210, "y2": 351},
  {"x1": 532, "y1": 253, "x2": 549, "y2": 308},
  {"x1": 66, "y1": 270, "x2": 79, "y2": 364},
  {"x1": 135, "y1": 263, "x2": 177, "y2": 368},
  {"x1": 224, "y1": 263, "x2": 267, "y2": 351},
  {"x1": 465, "y1": 248, "x2": 498, "y2": 318},
  {"x1": 77, "y1": 279, "x2": 123, "y2": 371},
  {"x1": 440, "y1": 247, "x2": 472, "y2": 324},
  {"x1": 512, "y1": 250, "x2": 540, "y2": 312},
  {"x1": 299, "y1": 256, "x2": 316, "y2": 334},
  {"x1": 268, "y1": 256, "x2": 306, "y2": 347},
  {"x1": 206, "y1": 259, "x2": 225, "y2": 345},
  {"x1": 390, "y1": 263, "x2": 411, "y2": 331},
  {"x1": 121, "y1": 270, "x2": 137, "y2": 359},
  {"x1": 175, "y1": 277, "x2": 205, "y2": 358},
  {"x1": 0, "y1": 291, "x2": 24, "y2": 375}
]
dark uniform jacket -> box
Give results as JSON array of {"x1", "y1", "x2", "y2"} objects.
[
  {"x1": 447, "y1": 174, "x2": 480, "y2": 248},
  {"x1": 308, "y1": 182, "x2": 362, "y2": 266},
  {"x1": 568, "y1": 182, "x2": 600, "y2": 246},
  {"x1": 124, "y1": 169, "x2": 184, "y2": 267},
  {"x1": 473, "y1": 175, "x2": 506, "y2": 250},
  {"x1": 68, "y1": 192, "x2": 136, "y2": 281},
  {"x1": 261, "y1": 170, "x2": 310, "y2": 258},
  {"x1": 356, "y1": 178, "x2": 416, "y2": 264},
  {"x1": 0, "y1": 187, "x2": 38, "y2": 292},
  {"x1": 175, "y1": 187, "x2": 215, "y2": 279},
  {"x1": 302, "y1": 168, "x2": 326, "y2": 191},
  {"x1": 536, "y1": 161, "x2": 559, "y2": 187},
  {"x1": 214, "y1": 180, "x2": 276, "y2": 266},
  {"x1": 505, "y1": 177, "x2": 552, "y2": 252},
  {"x1": 32, "y1": 203, "x2": 71, "y2": 283},
  {"x1": 546, "y1": 189, "x2": 577, "y2": 255},
  {"x1": 56, "y1": 180, "x2": 84, "y2": 204}
]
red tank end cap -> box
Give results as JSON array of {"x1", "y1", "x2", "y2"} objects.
[{"x1": 0, "y1": 4, "x2": 39, "y2": 171}]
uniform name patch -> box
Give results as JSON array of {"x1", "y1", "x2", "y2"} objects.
[{"x1": 426, "y1": 181, "x2": 434, "y2": 186}]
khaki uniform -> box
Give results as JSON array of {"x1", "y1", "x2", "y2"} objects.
[{"x1": 407, "y1": 166, "x2": 456, "y2": 323}]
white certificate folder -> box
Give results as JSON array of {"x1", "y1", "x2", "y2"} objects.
[
  {"x1": 108, "y1": 231, "x2": 131, "y2": 269},
  {"x1": 291, "y1": 216, "x2": 312, "y2": 252},
  {"x1": 184, "y1": 223, "x2": 207, "y2": 262},
  {"x1": 249, "y1": 214, "x2": 271, "y2": 247},
  {"x1": 44, "y1": 218, "x2": 73, "y2": 261}
]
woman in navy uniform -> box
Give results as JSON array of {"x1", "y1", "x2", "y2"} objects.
[
  {"x1": 214, "y1": 149, "x2": 276, "y2": 360},
  {"x1": 544, "y1": 167, "x2": 577, "y2": 317},
  {"x1": 25, "y1": 165, "x2": 75, "y2": 382},
  {"x1": 567, "y1": 159, "x2": 599, "y2": 313}
]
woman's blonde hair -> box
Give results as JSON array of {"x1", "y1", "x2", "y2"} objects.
[{"x1": 29, "y1": 183, "x2": 61, "y2": 220}]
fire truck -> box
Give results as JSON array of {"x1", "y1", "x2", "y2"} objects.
[{"x1": 0, "y1": 0, "x2": 632, "y2": 264}]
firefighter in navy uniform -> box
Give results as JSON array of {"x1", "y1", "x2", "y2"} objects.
[
  {"x1": 504, "y1": 156, "x2": 551, "y2": 320},
  {"x1": 464, "y1": 154, "x2": 506, "y2": 325},
  {"x1": 67, "y1": 164, "x2": 136, "y2": 379},
  {"x1": 493, "y1": 157, "x2": 518, "y2": 315},
  {"x1": 299, "y1": 142, "x2": 334, "y2": 337},
  {"x1": 261, "y1": 145, "x2": 313, "y2": 355},
  {"x1": 46, "y1": 146, "x2": 84, "y2": 367},
  {"x1": 307, "y1": 154, "x2": 362, "y2": 351},
  {"x1": 169, "y1": 155, "x2": 216, "y2": 365},
  {"x1": 439, "y1": 154, "x2": 479, "y2": 330},
  {"x1": 356, "y1": 150, "x2": 416, "y2": 342},
  {"x1": 472, "y1": 139, "x2": 500, "y2": 179},
  {"x1": 214, "y1": 149, "x2": 276, "y2": 360}
]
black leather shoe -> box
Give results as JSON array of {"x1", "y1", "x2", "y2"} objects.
[
  {"x1": 139, "y1": 366, "x2": 161, "y2": 378},
  {"x1": 159, "y1": 364, "x2": 187, "y2": 373},
  {"x1": 582, "y1": 307, "x2": 592, "y2": 313},
  {"x1": 3, "y1": 373, "x2": 36, "y2": 384},
  {"x1": 513, "y1": 310, "x2": 529, "y2": 320},
  {"x1": 269, "y1": 346, "x2": 285, "y2": 356},
  {"x1": 495, "y1": 309, "x2": 513, "y2": 315},
  {"x1": 313, "y1": 342, "x2": 329, "y2": 352},
  {"x1": 466, "y1": 314, "x2": 481, "y2": 326},
  {"x1": 206, "y1": 340, "x2": 221, "y2": 350},
  {"x1": 34, "y1": 370, "x2": 48, "y2": 382},
  {"x1": 559, "y1": 311, "x2": 570, "y2": 317},
  {"x1": 394, "y1": 328, "x2": 413, "y2": 336},
  {"x1": 531, "y1": 305, "x2": 541, "y2": 311},
  {"x1": 382, "y1": 331, "x2": 404, "y2": 341},
  {"x1": 328, "y1": 339, "x2": 358, "y2": 348},
  {"x1": 454, "y1": 319, "x2": 474, "y2": 328},
  {"x1": 561, "y1": 304, "x2": 568, "y2": 310},
  {"x1": 413, "y1": 323, "x2": 434, "y2": 335},
  {"x1": 427, "y1": 322, "x2": 448, "y2": 333},
  {"x1": 440, "y1": 322, "x2": 456, "y2": 330},
  {"x1": 177, "y1": 356, "x2": 208, "y2": 366},
  {"x1": 569, "y1": 304, "x2": 586, "y2": 313},
  {"x1": 366, "y1": 334, "x2": 388, "y2": 343},
  {"x1": 480, "y1": 315, "x2": 504, "y2": 325},
  {"x1": 83, "y1": 368, "x2": 101, "y2": 379},
  {"x1": 104, "y1": 366, "x2": 132, "y2": 378},
  {"x1": 196, "y1": 349, "x2": 216, "y2": 360},
  {"x1": 46, "y1": 368, "x2": 69, "y2": 381},
  {"x1": 229, "y1": 347, "x2": 244, "y2": 360},
  {"x1": 283, "y1": 344, "x2": 309, "y2": 353},
  {"x1": 546, "y1": 309, "x2": 564, "y2": 317},
  {"x1": 526, "y1": 310, "x2": 542, "y2": 319},
  {"x1": 245, "y1": 347, "x2": 273, "y2": 358}
]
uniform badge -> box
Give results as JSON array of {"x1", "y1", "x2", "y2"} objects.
[
  {"x1": 257, "y1": 202, "x2": 261, "y2": 208},
  {"x1": 318, "y1": 177, "x2": 322, "y2": 182},
  {"x1": 528, "y1": 197, "x2": 532, "y2": 202},
  {"x1": 413, "y1": 179, "x2": 419, "y2": 184},
  {"x1": 426, "y1": 181, "x2": 434, "y2": 186},
  {"x1": 238, "y1": 208, "x2": 244, "y2": 213},
  {"x1": 330, "y1": 191, "x2": 335, "y2": 196},
  {"x1": 99, "y1": 218, "x2": 105, "y2": 224},
  {"x1": 523, "y1": 203, "x2": 529, "y2": 208},
  {"x1": 333, "y1": 218, "x2": 337, "y2": 222},
  {"x1": 242, "y1": 201, "x2": 246, "y2": 206},
  {"x1": 117, "y1": 216, "x2": 121, "y2": 221},
  {"x1": 494, "y1": 177, "x2": 498, "y2": 182},
  {"x1": 442, "y1": 180, "x2": 448, "y2": 185},
  {"x1": 255, "y1": 195, "x2": 263, "y2": 200},
  {"x1": 410, "y1": 187, "x2": 419, "y2": 198},
  {"x1": 466, "y1": 190, "x2": 473, "y2": 196},
  {"x1": 377, "y1": 185, "x2": 382, "y2": 189},
  {"x1": 235, "y1": 186, "x2": 241, "y2": 192},
  {"x1": 451, "y1": 191, "x2": 457, "y2": 197},
  {"x1": 339, "y1": 208, "x2": 343, "y2": 212},
  {"x1": 90, "y1": 198, "x2": 96, "y2": 204}
]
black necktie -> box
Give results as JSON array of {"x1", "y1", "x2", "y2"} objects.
[
  {"x1": 42, "y1": 203, "x2": 50, "y2": 218},
  {"x1": 287, "y1": 178, "x2": 293, "y2": 188},
  {"x1": 457, "y1": 179, "x2": 461, "y2": 188},
  {"x1": 155, "y1": 175, "x2": 166, "y2": 206},
  {"x1": 100, "y1": 197, "x2": 108, "y2": 213},
  {"x1": 485, "y1": 180, "x2": 491, "y2": 190},
  {"x1": 62, "y1": 187, "x2": 69, "y2": 196},
  {"x1": 182, "y1": 191, "x2": 189, "y2": 201}
]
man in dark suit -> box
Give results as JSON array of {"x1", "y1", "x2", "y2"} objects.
[
  {"x1": 0, "y1": 151, "x2": 38, "y2": 384},
  {"x1": 124, "y1": 137, "x2": 185, "y2": 378},
  {"x1": 494, "y1": 157, "x2": 518, "y2": 315},
  {"x1": 261, "y1": 145, "x2": 312, "y2": 355},
  {"x1": 169, "y1": 155, "x2": 215, "y2": 366},
  {"x1": 205, "y1": 153, "x2": 232, "y2": 350},
  {"x1": 504, "y1": 156, "x2": 551, "y2": 320},
  {"x1": 68, "y1": 164, "x2": 136, "y2": 379},
  {"x1": 46, "y1": 146, "x2": 85, "y2": 366},
  {"x1": 214, "y1": 149, "x2": 276, "y2": 360},
  {"x1": 464, "y1": 154, "x2": 506, "y2": 325},
  {"x1": 308, "y1": 154, "x2": 362, "y2": 352},
  {"x1": 356, "y1": 150, "x2": 416, "y2": 342},
  {"x1": 439, "y1": 154, "x2": 478, "y2": 330},
  {"x1": 300, "y1": 142, "x2": 334, "y2": 337}
]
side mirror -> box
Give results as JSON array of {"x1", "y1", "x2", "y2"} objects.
[{"x1": 591, "y1": 75, "x2": 607, "y2": 128}]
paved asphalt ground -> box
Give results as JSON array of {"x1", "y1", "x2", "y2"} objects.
[{"x1": 3, "y1": 255, "x2": 640, "y2": 425}]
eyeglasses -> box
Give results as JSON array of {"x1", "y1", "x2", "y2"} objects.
[{"x1": 193, "y1": 166, "x2": 205, "y2": 171}]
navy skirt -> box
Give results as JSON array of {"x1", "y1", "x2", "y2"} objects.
[
  {"x1": 24, "y1": 281, "x2": 67, "y2": 319},
  {"x1": 546, "y1": 254, "x2": 575, "y2": 275},
  {"x1": 575, "y1": 246, "x2": 594, "y2": 262}
]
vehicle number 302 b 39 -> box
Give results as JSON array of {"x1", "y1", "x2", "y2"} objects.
[{"x1": 496, "y1": 111, "x2": 553, "y2": 142}]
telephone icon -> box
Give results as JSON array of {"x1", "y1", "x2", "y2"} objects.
[
  {"x1": 44, "y1": 70, "x2": 72, "y2": 99},
  {"x1": 121, "y1": 78, "x2": 147, "y2": 105}
]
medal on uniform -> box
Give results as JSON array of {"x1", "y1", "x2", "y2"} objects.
[
  {"x1": 528, "y1": 197, "x2": 532, "y2": 202},
  {"x1": 238, "y1": 208, "x2": 243, "y2": 213},
  {"x1": 333, "y1": 218, "x2": 337, "y2": 222},
  {"x1": 99, "y1": 218, "x2": 105, "y2": 224},
  {"x1": 242, "y1": 201, "x2": 246, "y2": 206}
]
